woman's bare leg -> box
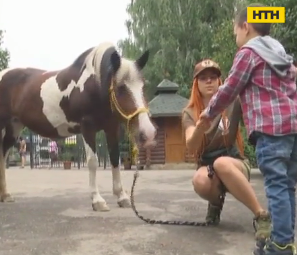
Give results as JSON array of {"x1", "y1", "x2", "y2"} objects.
[
  {"x1": 213, "y1": 156, "x2": 263, "y2": 215},
  {"x1": 193, "y1": 156, "x2": 270, "y2": 240},
  {"x1": 192, "y1": 166, "x2": 226, "y2": 224},
  {"x1": 192, "y1": 166, "x2": 223, "y2": 205}
]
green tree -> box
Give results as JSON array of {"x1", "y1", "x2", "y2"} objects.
[
  {"x1": 119, "y1": 0, "x2": 297, "y2": 165},
  {"x1": 118, "y1": 0, "x2": 256, "y2": 163},
  {"x1": 0, "y1": 31, "x2": 27, "y2": 141},
  {"x1": 118, "y1": 0, "x2": 239, "y2": 99},
  {"x1": 0, "y1": 30, "x2": 10, "y2": 71}
]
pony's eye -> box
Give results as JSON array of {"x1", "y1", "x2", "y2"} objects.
[{"x1": 117, "y1": 84, "x2": 126, "y2": 95}]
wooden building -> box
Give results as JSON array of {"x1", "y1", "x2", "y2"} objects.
[{"x1": 138, "y1": 79, "x2": 195, "y2": 167}]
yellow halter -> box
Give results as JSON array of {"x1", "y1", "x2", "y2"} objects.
[
  {"x1": 109, "y1": 79, "x2": 150, "y2": 163},
  {"x1": 109, "y1": 78, "x2": 150, "y2": 134}
]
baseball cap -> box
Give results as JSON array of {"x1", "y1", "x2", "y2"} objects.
[{"x1": 193, "y1": 59, "x2": 221, "y2": 78}]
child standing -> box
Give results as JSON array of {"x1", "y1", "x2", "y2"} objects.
[{"x1": 200, "y1": 3, "x2": 297, "y2": 255}]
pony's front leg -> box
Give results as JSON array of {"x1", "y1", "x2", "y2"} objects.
[
  {"x1": 82, "y1": 129, "x2": 109, "y2": 212},
  {"x1": 105, "y1": 129, "x2": 131, "y2": 208}
]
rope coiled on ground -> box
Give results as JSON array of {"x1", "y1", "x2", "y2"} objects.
[{"x1": 130, "y1": 170, "x2": 225, "y2": 227}]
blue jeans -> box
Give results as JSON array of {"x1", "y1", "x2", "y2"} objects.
[{"x1": 255, "y1": 132, "x2": 297, "y2": 245}]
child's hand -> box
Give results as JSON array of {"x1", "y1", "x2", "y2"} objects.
[{"x1": 199, "y1": 109, "x2": 211, "y2": 121}]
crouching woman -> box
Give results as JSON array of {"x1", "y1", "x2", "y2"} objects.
[{"x1": 182, "y1": 59, "x2": 270, "y2": 239}]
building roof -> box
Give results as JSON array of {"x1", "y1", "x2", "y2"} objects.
[
  {"x1": 155, "y1": 79, "x2": 179, "y2": 93},
  {"x1": 148, "y1": 79, "x2": 188, "y2": 117}
]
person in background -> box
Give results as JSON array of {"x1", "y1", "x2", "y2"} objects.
[
  {"x1": 19, "y1": 136, "x2": 26, "y2": 168},
  {"x1": 48, "y1": 140, "x2": 58, "y2": 169}
]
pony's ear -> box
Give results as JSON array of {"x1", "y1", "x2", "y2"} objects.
[
  {"x1": 136, "y1": 50, "x2": 149, "y2": 70},
  {"x1": 110, "y1": 51, "x2": 121, "y2": 73}
]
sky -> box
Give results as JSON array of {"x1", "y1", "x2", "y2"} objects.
[{"x1": 0, "y1": 0, "x2": 130, "y2": 70}]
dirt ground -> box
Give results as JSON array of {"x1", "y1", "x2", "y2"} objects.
[{"x1": 0, "y1": 168, "x2": 274, "y2": 255}]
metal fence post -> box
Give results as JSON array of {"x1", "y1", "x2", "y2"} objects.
[
  {"x1": 29, "y1": 131, "x2": 34, "y2": 169},
  {"x1": 77, "y1": 135, "x2": 81, "y2": 169}
]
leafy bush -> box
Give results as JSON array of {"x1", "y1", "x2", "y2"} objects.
[{"x1": 240, "y1": 124, "x2": 257, "y2": 168}]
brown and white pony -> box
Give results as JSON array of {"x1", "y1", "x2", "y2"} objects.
[{"x1": 0, "y1": 42, "x2": 156, "y2": 211}]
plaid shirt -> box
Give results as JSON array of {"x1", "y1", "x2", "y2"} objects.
[{"x1": 205, "y1": 47, "x2": 297, "y2": 137}]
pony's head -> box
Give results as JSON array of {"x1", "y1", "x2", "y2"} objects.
[{"x1": 88, "y1": 42, "x2": 156, "y2": 148}]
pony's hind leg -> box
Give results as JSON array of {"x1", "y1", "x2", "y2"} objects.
[
  {"x1": 0, "y1": 131, "x2": 9, "y2": 202},
  {"x1": 0, "y1": 119, "x2": 25, "y2": 202},
  {"x1": 0, "y1": 128, "x2": 15, "y2": 202},
  {"x1": 82, "y1": 127, "x2": 110, "y2": 212}
]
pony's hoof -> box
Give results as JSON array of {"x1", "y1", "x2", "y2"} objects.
[
  {"x1": 117, "y1": 198, "x2": 131, "y2": 208},
  {"x1": 92, "y1": 202, "x2": 110, "y2": 212},
  {"x1": 0, "y1": 193, "x2": 15, "y2": 202}
]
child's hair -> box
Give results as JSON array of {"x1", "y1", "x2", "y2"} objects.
[
  {"x1": 235, "y1": 3, "x2": 271, "y2": 36},
  {"x1": 184, "y1": 74, "x2": 244, "y2": 159}
]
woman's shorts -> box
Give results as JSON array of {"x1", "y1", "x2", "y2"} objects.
[
  {"x1": 241, "y1": 159, "x2": 251, "y2": 182},
  {"x1": 220, "y1": 158, "x2": 251, "y2": 193},
  {"x1": 197, "y1": 158, "x2": 252, "y2": 194}
]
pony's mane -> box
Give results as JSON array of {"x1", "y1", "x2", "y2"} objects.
[
  {"x1": 72, "y1": 47, "x2": 94, "y2": 69},
  {"x1": 73, "y1": 42, "x2": 140, "y2": 85},
  {"x1": 82, "y1": 42, "x2": 116, "y2": 75}
]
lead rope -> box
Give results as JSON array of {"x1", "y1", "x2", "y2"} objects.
[
  {"x1": 129, "y1": 116, "x2": 227, "y2": 227},
  {"x1": 128, "y1": 112, "x2": 229, "y2": 226},
  {"x1": 130, "y1": 169, "x2": 226, "y2": 226}
]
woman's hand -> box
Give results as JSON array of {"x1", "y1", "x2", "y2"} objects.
[{"x1": 196, "y1": 118, "x2": 210, "y2": 129}]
